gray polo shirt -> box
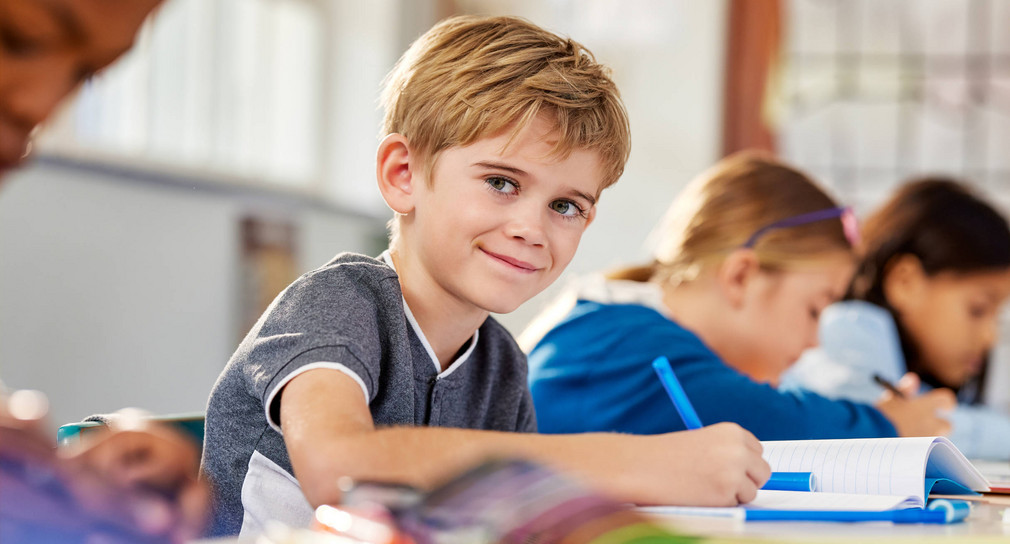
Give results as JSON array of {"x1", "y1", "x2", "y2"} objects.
[{"x1": 201, "y1": 252, "x2": 536, "y2": 537}]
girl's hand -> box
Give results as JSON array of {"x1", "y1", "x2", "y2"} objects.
[
  {"x1": 60, "y1": 421, "x2": 211, "y2": 542},
  {"x1": 1, "y1": 389, "x2": 210, "y2": 543},
  {"x1": 875, "y1": 383, "x2": 956, "y2": 437}
]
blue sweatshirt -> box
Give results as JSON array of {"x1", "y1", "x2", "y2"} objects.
[{"x1": 527, "y1": 283, "x2": 896, "y2": 440}]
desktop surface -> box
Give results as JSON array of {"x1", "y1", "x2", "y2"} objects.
[{"x1": 650, "y1": 500, "x2": 1010, "y2": 542}]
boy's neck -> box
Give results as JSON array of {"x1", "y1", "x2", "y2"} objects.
[{"x1": 389, "y1": 250, "x2": 489, "y2": 371}]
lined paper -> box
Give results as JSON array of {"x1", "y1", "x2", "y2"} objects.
[
  {"x1": 760, "y1": 437, "x2": 939, "y2": 505},
  {"x1": 747, "y1": 490, "x2": 919, "y2": 511}
]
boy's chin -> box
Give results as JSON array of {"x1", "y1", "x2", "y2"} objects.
[
  {"x1": 484, "y1": 302, "x2": 524, "y2": 315},
  {"x1": 477, "y1": 296, "x2": 527, "y2": 315}
]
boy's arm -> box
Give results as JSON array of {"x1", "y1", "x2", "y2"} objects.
[{"x1": 281, "y1": 368, "x2": 771, "y2": 509}]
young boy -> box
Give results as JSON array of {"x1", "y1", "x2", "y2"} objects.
[{"x1": 202, "y1": 15, "x2": 771, "y2": 537}]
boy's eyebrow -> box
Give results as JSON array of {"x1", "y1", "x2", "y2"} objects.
[
  {"x1": 474, "y1": 161, "x2": 598, "y2": 205},
  {"x1": 474, "y1": 160, "x2": 528, "y2": 177}
]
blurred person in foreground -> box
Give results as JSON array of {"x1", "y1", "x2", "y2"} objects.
[{"x1": 0, "y1": 0, "x2": 209, "y2": 541}]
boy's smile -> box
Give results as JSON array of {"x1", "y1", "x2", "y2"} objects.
[{"x1": 394, "y1": 114, "x2": 605, "y2": 322}]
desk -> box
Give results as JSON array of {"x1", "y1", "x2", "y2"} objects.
[{"x1": 650, "y1": 499, "x2": 1010, "y2": 542}]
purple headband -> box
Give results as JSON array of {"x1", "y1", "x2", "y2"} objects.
[{"x1": 741, "y1": 206, "x2": 860, "y2": 249}]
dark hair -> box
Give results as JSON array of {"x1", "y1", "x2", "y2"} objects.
[{"x1": 849, "y1": 178, "x2": 1010, "y2": 400}]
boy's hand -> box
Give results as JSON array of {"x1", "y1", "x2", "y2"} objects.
[
  {"x1": 875, "y1": 379, "x2": 955, "y2": 437},
  {"x1": 628, "y1": 422, "x2": 770, "y2": 506}
]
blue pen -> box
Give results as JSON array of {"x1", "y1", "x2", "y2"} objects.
[
  {"x1": 651, "y1": 356, "x2": 703, "y2": 429},
  {"x1": 745, "y1": 508, "x2": 951, "y2": 523},
  {"x1": 641, "y1": 501, "x2": 970, "y2": 524},
  {"x1": 651, "y1": 356, "x2": 816, "y2": 492}
]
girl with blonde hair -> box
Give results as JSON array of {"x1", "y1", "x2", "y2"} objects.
[{"x1": 525, "y1": 152, "x2": 953, "y2": 440}]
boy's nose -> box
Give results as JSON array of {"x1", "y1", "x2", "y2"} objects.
[{"x1": 504, "y1": 205, "x2": 547, "y2": 246}]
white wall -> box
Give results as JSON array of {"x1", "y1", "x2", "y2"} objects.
[{"x1": 0, "y1": 159, "x2": 384, "y2": 427}]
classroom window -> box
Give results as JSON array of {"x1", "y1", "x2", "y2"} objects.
[
  {"x1": 778, "y1": 0, "x2": 1010, "y2": 212},
  {"x1": 36, "y1": 0, "x2": 411, "y2": 212}
]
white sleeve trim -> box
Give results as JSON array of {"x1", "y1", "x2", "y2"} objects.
[{"x1": 263, "y1": 362, "x2": 370, "y2": 434}]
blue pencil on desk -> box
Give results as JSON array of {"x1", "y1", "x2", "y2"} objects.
[
  {"x1": 638, "y1": 504, "x2": 966, "y2": 524},
  {"x1": 651, "y1": 356, "x2": 816, "y2": 493}
]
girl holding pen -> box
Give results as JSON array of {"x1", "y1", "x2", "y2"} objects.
[
  {"x1": 783, "y1": 179, "x2": 1010, "y2": 460},
  {"x1": 522, "y1": 152, "x2": 952, "y2": 440}
]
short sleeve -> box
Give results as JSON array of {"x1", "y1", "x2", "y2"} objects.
[
  {"x1": 516, "y1": 387, "x2": 538, "y2": 432},
  {"x1": 233, "y1": 260, "x2": 402, "y2": 430}
]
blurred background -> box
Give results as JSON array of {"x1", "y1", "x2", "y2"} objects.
[{"x1": 2, "y1": 0, "x2": 1008, "y2": 427}]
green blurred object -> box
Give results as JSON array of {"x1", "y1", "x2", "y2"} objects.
[{"x1": 57, "y1": 412, "x2": 205, "y2": 447}]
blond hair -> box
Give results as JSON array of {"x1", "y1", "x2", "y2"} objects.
[
  {"x1": 381, "y1": 15, "x2": 630, "y2": 188},
  {"x1": 610, "y1": 152, "x2": 851, "y2": 284}
]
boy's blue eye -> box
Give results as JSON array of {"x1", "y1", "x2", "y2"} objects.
[
  {"x1": 550, "y1": 199, "x2": 583, "y2": 217},
  {"x1": 486, "y1": 176, "x2": 517, "y2": 194}
]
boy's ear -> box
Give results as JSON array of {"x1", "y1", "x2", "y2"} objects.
[
  {"x1": 883, "y1": 254, "x2": 926, "y2": 313},
  {"x1": 718, "y1": 249, "x2": 761, "y2": 309},
  {"x1": 376, "y1": 133, "x2": 417, "y2": 215}
]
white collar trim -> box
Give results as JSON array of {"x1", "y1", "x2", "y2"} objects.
[{"x1": 380, "y1": 250, "x2": 478, "y2": 378}]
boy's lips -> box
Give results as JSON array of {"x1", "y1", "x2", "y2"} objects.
[{"x1": 480, "y1": 248, "x2": 539, "y2": 272}]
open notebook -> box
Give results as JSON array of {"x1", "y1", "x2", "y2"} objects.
[{"x1": 747, "y1": 436, "x2": 990, "y2": 511}]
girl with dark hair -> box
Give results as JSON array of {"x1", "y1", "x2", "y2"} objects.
[{"x1": 784, "y1": 178, "x2": 1010, "y2": 460}]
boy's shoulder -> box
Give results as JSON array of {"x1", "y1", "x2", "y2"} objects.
[
  {"x1": 311, "y1": 251, "x2": 397, "y2": 279},
  {"x1": 272, "y1": 252, "x2": 402, "y2": 320},
  {"x1": 293, "y1": 252, "x2": 399, "y2": 293}
]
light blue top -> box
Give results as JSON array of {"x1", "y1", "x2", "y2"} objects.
[{"x1": 781, "y1": 300, "x2": 1010, "y2": 461}]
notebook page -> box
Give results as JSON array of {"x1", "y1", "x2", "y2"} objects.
[
  {"x1": 925, "y1": 437, "x2": 990, "y2": 492},
  {"x1": 746, "y1": 490, "x2": 919, "y2": 511},
  {"x1": 760, "y1": 437, "x2": 937, "y2": 505}
]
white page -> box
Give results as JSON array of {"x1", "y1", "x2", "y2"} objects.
[
  {"x1": 746, "y1": 490, "x2": 919, "y2": 511},
  {"x1": 924, "y1": 437, "x2": 990, "y2": 492},
  {"x1": 760, "y1": 437, "x2": 936, "y2": 504}
]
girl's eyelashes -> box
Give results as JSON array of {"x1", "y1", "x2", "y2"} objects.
[
  {"x1": 968, "y1": 304, "x2": 988, "y2": 319},
  {"x1": 0, "y1": 27, "x2": 43, "y2": 57}
]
